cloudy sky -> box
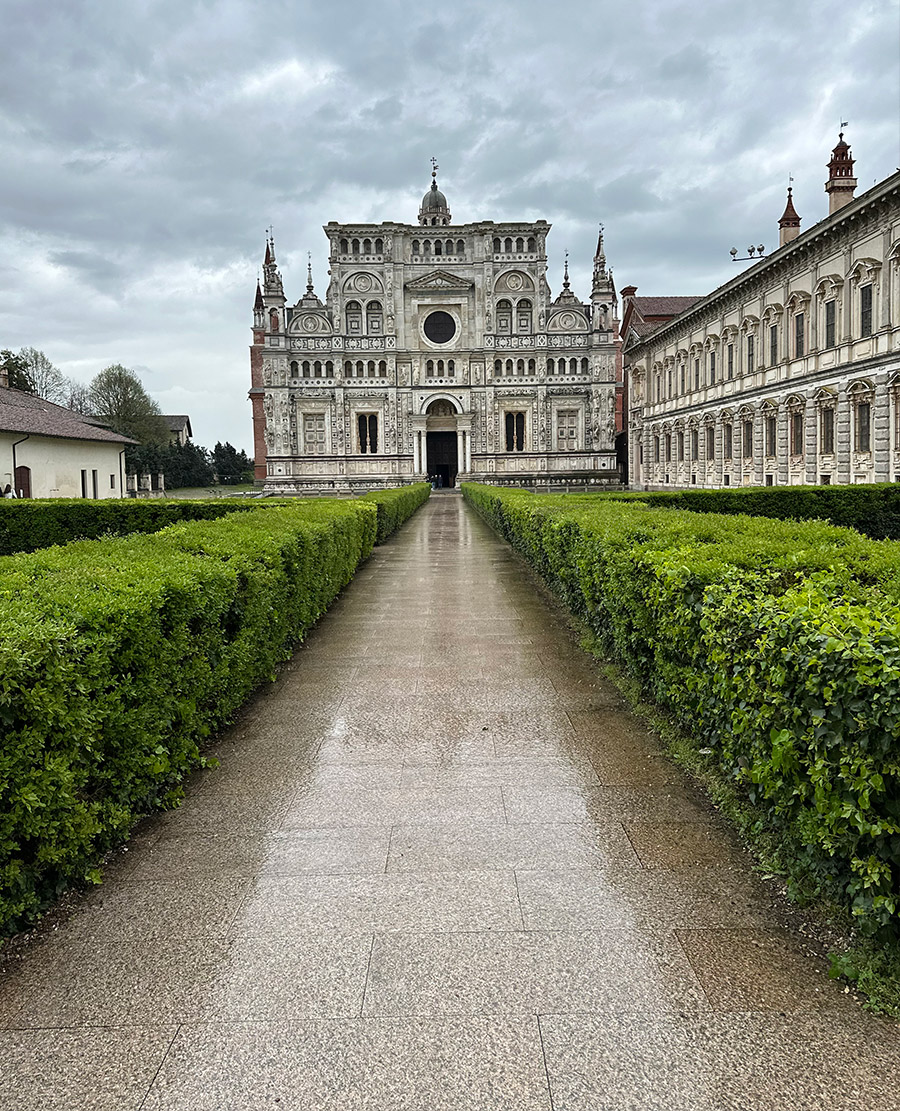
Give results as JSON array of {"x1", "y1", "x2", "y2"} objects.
[{"x1": 1, "y1": 0, "x2": 897, "y2": 453}]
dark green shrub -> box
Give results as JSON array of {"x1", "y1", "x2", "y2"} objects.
[
  {"x1": 0, "y1": 499, "x2": 266, "y2": 556},
  {"x1": 361, "y1": 483, "x2": 431, "y2": 544},
  {"x1": 0, "y1": 499, "x2": 376, "y2": 935},
  {"x1": 462, "y1": 482, "x2": 900, "y2": 936}
]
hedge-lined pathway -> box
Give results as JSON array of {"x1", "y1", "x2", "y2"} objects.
[{"x1": 1, "y1": 494, "x2": 898, "y2": 1109}]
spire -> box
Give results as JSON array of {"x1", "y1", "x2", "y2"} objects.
[
  {"x1": 563, "y1": 250, "x2": 570, "y2": 291},
  {"x1": 254, "y1": 280, "x2": 264, "y2": 312},
  {"x1": 552, "y1": 250, "x2": 580, "y2": 306},
  {"x1": 825, "y1": 127, "x2": 857, "y2": 215},
  {"x1": 778, "y1": 183, "x2": 801, "y2": 246},
  {"x1": 261, "y1": 228, "x2": 284, "y2": 302},
  {"x1": 306, "y1": 252, "x2": 314, "y2": 295},
  {"x1": 594, "y1": 223, "x2": 606, "y2": 268}
]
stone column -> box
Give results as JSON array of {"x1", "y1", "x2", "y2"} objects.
[
  {"x1": 457, "y1": 429, "x2": 466, "y2": 474},
  {"x1": 465, "y1": 430, "x2": 472, "y2": 473},
  {"x1": 413, "y1": 430, "x2": 421, "y2": 474}
]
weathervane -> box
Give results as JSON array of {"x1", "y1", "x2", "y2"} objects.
[{"x1": 431, "y1": 156, "x2": 439, "y2": 180}]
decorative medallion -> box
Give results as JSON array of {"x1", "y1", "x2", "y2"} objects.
[
  {"x1": 507, "y1": 273, "x2": 524, "y2": 291},
  {"x1": 354, "y1": 274, "x2": 372, "y2": 292},
  {"x1": 559, "y1": 312, "x2": 576, "y2": 329},
  {"x1": 301, "y1": 315, "x2": 320, "y2": 332}
]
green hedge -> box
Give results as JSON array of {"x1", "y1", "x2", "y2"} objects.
[
  {"x1": 603, "y1": 484, "x2": 900, "y2": 540},
  {"x1": 462, "y1": 482, "x2": 900, "y2": 935},
  {"x1": 361, "y1": 483, "x2": 431, "y2": 544},
  {"x1": 0, "y1": 500, "x2": 376, "y2": 935},
  {"x1": 0, "y1": 498, "x2": 265, "y2": 556}
]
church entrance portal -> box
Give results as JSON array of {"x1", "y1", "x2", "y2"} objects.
[{"x1": 426, "y1": 431, "x2": 458, "y2": 488}]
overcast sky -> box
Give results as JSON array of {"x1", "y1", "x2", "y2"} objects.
[{"x1": 1, "y1": 0, "x2": 897, "y2": 453}]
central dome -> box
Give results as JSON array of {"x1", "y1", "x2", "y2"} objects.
[
  {"x1": 418, "y1": 169, "x2": 452, "y2": 226},
  {"x1": 421, "y1": 180, "x2": 447, "y2": 211}
]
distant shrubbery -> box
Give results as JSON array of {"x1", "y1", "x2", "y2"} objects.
[
  {"x1": 463, "y1": 483, "x2": 900, "y2": 937},
  {"x1": 601, "y1": 483, "x2": 900, "y2": 540},
  {"x1": 362, "y1": 483, "x2": 431, "y2": 544}
]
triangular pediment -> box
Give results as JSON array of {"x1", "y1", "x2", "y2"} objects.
[{"x1": 405, "y1": 269, "x2": 473, "y2": 292}]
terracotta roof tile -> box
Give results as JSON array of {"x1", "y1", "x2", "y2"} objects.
[{"x1": 0, "y1": 388, "x2": 136, "y2": 444}]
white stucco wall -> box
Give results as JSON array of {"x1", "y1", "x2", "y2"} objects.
[{"x1": 0, "y1": 433, "x2": 125, "y2": 498}]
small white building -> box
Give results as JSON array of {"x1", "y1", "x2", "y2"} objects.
[{"x1": 0, "y1": 381, "x2": 133, "y2": 499}]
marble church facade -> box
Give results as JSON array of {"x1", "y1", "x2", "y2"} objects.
[{"x1": 249, "y1": 172, "x2": 622, "y2": 492}]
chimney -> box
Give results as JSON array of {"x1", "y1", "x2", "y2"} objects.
[
  {"x1": 778, "y1": 187, "x2": 801, "y2": 247},
  {"x1": 825, "y1": 132, "x2": 857, "y2": 215}
]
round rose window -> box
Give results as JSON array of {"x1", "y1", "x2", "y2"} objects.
[{"x1": 423, "y1": 310, "x2": 456, "y2": 344}]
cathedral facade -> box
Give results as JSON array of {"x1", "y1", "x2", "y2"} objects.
[{"x1": 249, "y1": 172, "x2": 622, "y2": 492}]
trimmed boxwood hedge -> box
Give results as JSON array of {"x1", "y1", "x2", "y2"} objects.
[
  {"x1": 462, "y1": 482, "x2": 900, "y2": 936},
  {"x1": 602, "y1": 483, "x2": 900, "y2": 540},
  {"x1": 0, "y1": 499, "x2": 377, "y2": 935},
  {"x1": 362, "y1": 483, "x2": 431, "y2": 544},
  {"x1": 0, "y1": 498, "x2": 263, "y2": 557}
]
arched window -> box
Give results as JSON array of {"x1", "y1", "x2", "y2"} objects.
[
  {"x1": 269, "y1": 310, "x2": 279, "y2": 331},
  {"x1": 339, "y1": 238, "x2": 348, "y2": 254},
  {"x1": 516, "y1": 358, "x2": 525, "y2": 376},
  {"x1": 517, "y1": 299, "x2": 532, "y2": 333},
  {"x1": 290, "y1": 360, "x2": 299, "y2": 378},
  {"x1": 345, "y1": 300, "x2": 362, "y2": 333},
  {"x1": 437, "y1": 360, "x2": 444, "y2": 374},
  {"x1": 426, "y1": 359, "x2": 434, "y2": 376},
  {"x1": 362, "y1": 238, "x2": 372, "y2": 255},
  {"x1": 367, "y1": 360, "x2": 376, "y2": 376},
  {"x1": 570, "y1": 358, "x2": 578, "y2": 374},
  {"x1": 344, "y1": 360, "x2": 352, "y2": 376},
  {"x1": 493, "y1": 237, "x2": 501, "y2": 253},
  {"x1": 496, "y1": 299, "x2": 512, "y2": 333},
  {"x1": 494, "y1": 359, "x2": 502, "y2": 374},
  {"x1": 378, "y1": 360, "x2": 387, "y2": 377},
  {"x1": 504, "y1": 237, "x2": 513, "y2": 252},
  {"x1": 325, "y1": 361, "x2": 333, "y2": 376},
  {"x1": 356, "y1": 360, "x2": 364, "y2": 376},
  {"x1": 581, "y1": 358, "x2": 589, "y2": 372},
  {"x1": 515, "y1": 237, "x2": 524, "y2": 252},
  {"x1": 527, "y1": 236, "x2": 536, "y2": 252},
  {"x1": 447, "y1": 359, "x2": 455, "y2": 376},
  {"x1": 366, "y1": 300, "x2": 383, "y2": 334},
  {"x1": 434, "y1": 240, "x2": 442, "y2": 256},
  {"x1": 505, "y1": 359, "x2": 513, "y2": 374},
  {"x1": 457, "y1": 240, "x2": 465, "y2": 255},
  {"x1": 302, "y1": 360, "x2": 311, "y2": 378},
  {"x1": 412, "y1": 239, "x2": 420, "y2": 255},
  {"x1": 374, "y1": 238, "x2": 383, "y2": 254},
  {"x1": 352, "y1": 239, "x2": 360, "y2": 255},
  {"x1": 423, "y1": 240, "x2": 431, "y2": 256},
  {"x1": 547, "y1": 358, "x2": 555, "y2": 375},
  {"x1": 313, "y1": 360, "x2": 322, "y2": 378}
]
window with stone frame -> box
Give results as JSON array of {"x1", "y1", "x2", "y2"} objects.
[
  {"x1": 727, "y1": 343, "x2": 734, "y2": 379},
  {"x1": 345, "y1": 300, "x2": 362, "y2": 334},
  {"x1": 677, "y1": 431, "x2": 684, "y2": 462},
  {"x1": 496, "y1": 300, "x2": 512, "y2": 333},
  {"x1": 820, "y1": 405, "x2": 835, "y2": 454},
  {"x1": 505, "y1": 411, "x2": 526, "y2": 451},
  {"x1": 769, "y1": 324, "x2": 778, "y2": 366},
  {"x1": 894, "y1": 392, "x2": 900, "y2": 453},
  {"x1": 679, "y1": 364, "x2": 686, "y2": 393},
  {"x1": 653, "y1": 435, "x2": 660, "y2": 463},
  {"x1": 724, "y1": 423, "x2": 733, "y2": 460},
  {"x1": 764, "y1": 414, "x2": 776, "y2": 458},
  {"x1": 855, "y1": 399, "x2": 871, "y2": 453},
  {"x1": 705, "y1": 425, "x2": 715, "y2": 460},
  {"x1": 708, "y1": 351, "x2": 716, "y2": 384},
  {"x1": 366, "y1": 301, "x2": 383, "y2": 334},
  {"x1": 693, "y1": 359, "x2": 701, "y2": 390},
  {"x1": 824, "y1": 300, "x2": 836, "y2": 348},
  {"x1": 556, "y1": 409, "x2": 579, "y2": 451},
  {"x1": 357, "y1": 413, "x2": 378, "y2": 454},
  {"x1": 860, "y1": 284, "x2": 873, "y2": 338},
  {"x1": 517, "y1": 300, "x2": 533, "y2": 333},
  {"x1": 303, "y1": 414, "x2": 327, "y2": 455},
  {"x1": 742, "y1": 419, "x2": 753, "y2": 458},
  {"x1": 794, "y1": 313, "x2": 805, "y2": 358},
  {"x1": 691, "y1": 428, "x2": 699, "y2": 461},
  {"x1": 790, "y1": 410, "x2": 804, "y2": 456},
  {"x1": 746, "y1": 335, "x2": 755, "y2": 374},
  {"x1": 665, "y1": 433, "x2": 672, "y2": 463}
]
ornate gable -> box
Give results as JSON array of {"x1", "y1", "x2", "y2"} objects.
[{"x1": 405, "y1": 270, "x2": 473, "y2": 292}]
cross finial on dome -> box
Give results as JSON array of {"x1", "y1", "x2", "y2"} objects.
[
  {"x1": 563, "y1": 250, "x2": 570, "y2": 289},
  {"x1": 431, "y1": 156, "x2": 439, "y2": 180},
  {"x1": 307, "y1": 251, "x2": 314, "y2": 294}
]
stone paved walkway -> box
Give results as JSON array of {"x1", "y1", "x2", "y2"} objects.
[{"x1": 1, "y1": 494, "x2": 899, "y2": 1109}]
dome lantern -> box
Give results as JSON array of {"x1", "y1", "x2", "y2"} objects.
[{"x1": 418, "y1": 159, "x2": 452, "y2": 226}]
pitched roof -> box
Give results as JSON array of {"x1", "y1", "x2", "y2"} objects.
[
  {"x1": 632, "y1": 296, "x2": 703, "y2": 316},
  {"x1": 0, "y1": 388, "x2": 136, "y2": 444},
  {"x1": 164, "y1": 414, "x2": 192, "y2": 435}
]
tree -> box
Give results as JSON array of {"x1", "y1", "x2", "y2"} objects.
[
  {"x1": 18, "y1": 348, "x2": 69, "y2": 405},
  {"x1": 87, "y1": 364, "x2": 168, "y2": 444},
  {"x1": 64, "y1": 379, "x2": 91, "y2": 414},
  {"x1": 125, "y1": 440, "x2": 214, "y2": 489},
  {"x1": 212, "y1": 441, "x2": 253, "y2": 485},
  {"x1": 1, "y1": 349, "x2": 35, "y2": 392}
]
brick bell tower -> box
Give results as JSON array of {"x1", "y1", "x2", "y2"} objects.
[
  {"x1": 825, "y1": 131, "x2": 857, "y2": 216},
  {"x1": 247, "y1": 238, "x2": 274, "y2": 484}
]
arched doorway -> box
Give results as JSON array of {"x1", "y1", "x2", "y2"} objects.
[
  {"x1": 425, "y1": 398, "x2": 458, "y2": 488},
  {"x1": 14, "y1": 465, "x2": 31, "y2": 499}
]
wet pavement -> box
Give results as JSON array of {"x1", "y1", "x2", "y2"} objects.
[{"x1": 1, "y1": 493, "x2": 898, "y2": 1109}]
